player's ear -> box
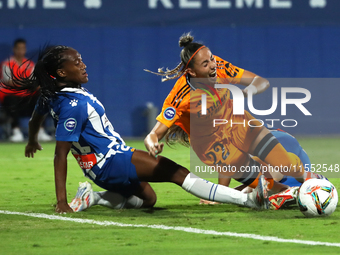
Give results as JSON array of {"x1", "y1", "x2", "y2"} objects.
[
  {"x1": 187, "y1": 68, "x2": 196, "y2": 77},
  {"x1": 56, "y1": 69, "x2": 66, "y2": 78}
]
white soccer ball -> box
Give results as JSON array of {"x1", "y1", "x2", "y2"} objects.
[{"x1": 297, "y1": 179, "x2": 338, "y2": 218}]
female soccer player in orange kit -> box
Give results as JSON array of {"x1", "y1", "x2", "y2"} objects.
[{"x1": 145, "y1": 33, "x2": 310, "y2": 191}]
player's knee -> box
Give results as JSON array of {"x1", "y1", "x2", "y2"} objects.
[
  {"x1": 269, "y1": 152, "x2": 303, "y2": 169},
  {"x1": 144, "y1": 193, "x2": 157, "y2": 208},
  {"x1": 150, "y1": 194, "x2": 157, "y2": 207}
]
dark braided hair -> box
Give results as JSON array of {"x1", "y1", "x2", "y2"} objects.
[{"x1": 1, "y1": 45, "x2": 72, "y2": 102}]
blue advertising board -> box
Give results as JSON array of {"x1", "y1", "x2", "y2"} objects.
[
  {"x1": 0, "y1": 1, "x2": 339, "y2": 136},
  {"x1": 0, "y1": 0, "x2": 339, "y2": 27}
]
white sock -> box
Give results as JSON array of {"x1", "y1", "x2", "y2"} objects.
[
  {"x1": 181, "y1": 173, "x2": 248, "y2": 206},
  {"x1": 93, "y1": 191, "x2": 143, "y2": 209}
]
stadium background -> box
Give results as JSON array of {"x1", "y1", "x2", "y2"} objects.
[{"x1": 0, "y1": 0, "x2": 339, "y2": 137}]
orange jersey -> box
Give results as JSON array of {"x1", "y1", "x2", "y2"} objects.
[{"x1": 156, "y1": 55, "x2": 245, "y2": 138}]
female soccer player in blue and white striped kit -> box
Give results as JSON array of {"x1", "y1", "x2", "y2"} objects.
[{"x1": 1, "y1": 45, "x2": 269, "y2": 213}]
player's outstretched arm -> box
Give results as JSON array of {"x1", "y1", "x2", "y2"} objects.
[
  {"x1": 239, "y1": 70, "x2": 270, "y2": 97},
  {"x1": 144, "y1": 121, "x2": 168, "y2": 157},
  {"x1": 25, "y1": 110, "x2": 45, "y2": 158},
  {"x1": 54, "y1": 140, "x2": 73, "y2": 214}
]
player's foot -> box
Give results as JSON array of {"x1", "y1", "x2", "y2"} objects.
[
  {"x1": 246, "y1": 175, "x2": 269, "y2": 210},
  {"x1": 199, "y1": 199, "x2": 221, "y2": 205},
  {"x1": 269, "y1": 186, "x2": 299, "y2": 210},
  {"x1": 69, "y1": 181, "x2": 95, "y2": 212}
]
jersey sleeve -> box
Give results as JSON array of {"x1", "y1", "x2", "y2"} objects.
[
  {"x1": 156, "y1": 79, "x2": 190, "y2": 128},
  {"x1": 55, "y1": 98, "x2": 87, "y2": 142},
  {"x1": 215, "y1": 55, "x2": 245, "y2": 84}
]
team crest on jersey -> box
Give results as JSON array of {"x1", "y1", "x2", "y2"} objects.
[
  {"x1": 164, "y1": 107, "x2": 176, "y2": 120},
  {"x1": 64, "y1": 118, "x2": 77, "y2": 131},
  {"x1": 70, "y1": 99, "x2": 78, "y2": 107}
]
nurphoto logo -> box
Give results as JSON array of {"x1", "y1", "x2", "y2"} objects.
[{"x1": 200, "y1": 84, "x2": 311, "y2": 128}]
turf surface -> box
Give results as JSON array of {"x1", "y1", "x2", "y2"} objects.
[{"x1": 0, "y1": 137, "x2": 339, "y2": 254}]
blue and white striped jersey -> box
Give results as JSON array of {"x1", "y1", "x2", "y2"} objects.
[{"x1": 35, "y1": 87, "x2": 132, "y2": 178}]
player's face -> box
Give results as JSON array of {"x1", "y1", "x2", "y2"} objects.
[
  {"x1": 13, "y1": 42, "x2": 27, "y2": 60},
  {"x1": 58, "y1": 49, "x2": 88, "y2": 84},
  {"x1": 188, "y1": 47, "x2": 217, "y2": 83}
]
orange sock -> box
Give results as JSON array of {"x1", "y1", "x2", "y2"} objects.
[{"x1": 248, "y1": 173, "x2": 261, "y2": 188}]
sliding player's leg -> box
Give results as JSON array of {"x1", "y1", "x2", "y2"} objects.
[
  {"x1": 195, "y1": 137, "x2": 272, "y2": 205},
  {"x1": 131, "y1": 150, "x2": 268, "y2": 209},
  {"x1": 70, "y1": 148, "x2": 269, "y2": 211},
  {"x1": 251, "y1": 129, "x2": 307, "y2": 180},
  {"x1": 216, "y1": 142, "x2": 265, "y2": 189},
  {"x1": 231, "y1": 112, "x2": 306, "y2": 182}
]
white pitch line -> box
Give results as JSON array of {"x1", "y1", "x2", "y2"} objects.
[{"x1": 1, "y1": 210, "x2": 340, "y2": 248}]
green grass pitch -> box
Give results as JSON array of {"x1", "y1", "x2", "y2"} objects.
[{"x1": 0, "y1": 137, "x2": 339, "y2": 255}]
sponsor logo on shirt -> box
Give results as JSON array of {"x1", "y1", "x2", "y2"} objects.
[
  {"x1": 164, "y1": 107, "x2": 176, "y2": 120},
  {"x1": 64, "y1": 118, "x2": 77, "y2": 131},
  {"x1": 74, "y1": 154, "x2": 97, "y2": 170}
]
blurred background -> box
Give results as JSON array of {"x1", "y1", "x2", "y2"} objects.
[{"x1": 0, "y1": 0, "x2": 339, "y2": 139}]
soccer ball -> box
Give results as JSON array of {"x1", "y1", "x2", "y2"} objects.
[{"x1": 297, "y1": 179, "x2": 338, "y2": 218}]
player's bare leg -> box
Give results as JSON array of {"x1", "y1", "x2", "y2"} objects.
[{"x1": 131, "y1": 150, "x2": 269, "y2": 209}]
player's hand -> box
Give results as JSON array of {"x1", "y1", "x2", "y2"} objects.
[
  {"x1": 55, "y1": 201, "x2": 73, "y2": 214},
  {"x1": 25, "y1": 142, "x2": 43, "y2": 158},
  {"x1": 148, "y1": 142, "x2": 164, "y2": 157}
]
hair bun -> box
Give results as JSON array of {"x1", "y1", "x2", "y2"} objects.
[{"x1": 179, "y1": 32, "x2": 194, "y2": 48}]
